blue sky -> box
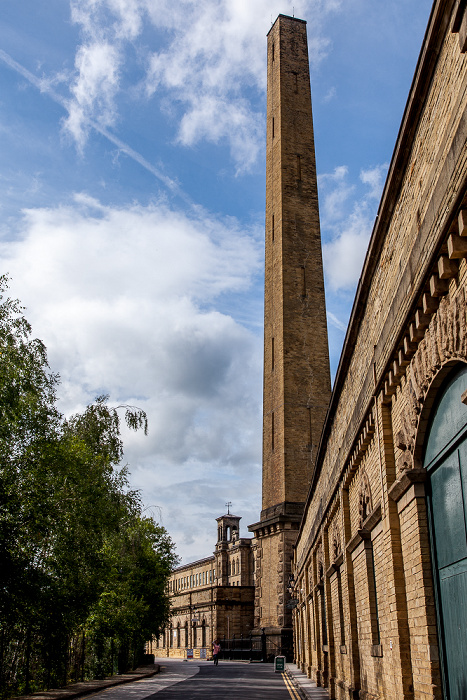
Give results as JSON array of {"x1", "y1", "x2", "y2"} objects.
[{"x1": 0, "y1": 0, "x2": 432, "y2": 563}]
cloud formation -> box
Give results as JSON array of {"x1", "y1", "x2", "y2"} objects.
[
  {"x1": 63, "y1": 0, "x2": 343, "y2": 171},
  {"x1": 321, "y1": 163, "x2": 388, "y2": 292},
  {"x1": 2, "y1": 196, "x2": 263, "y2": 561},
  {"x1": 64, "y1": 42, "x2": 121, "y2": 148}
]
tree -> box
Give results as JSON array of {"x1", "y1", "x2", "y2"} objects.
[
  {"x1": 0, "y1": 277, "x2": 176, "y2": 695},
  {"x1": 87, "y1": 516, "x2": 177, "y2": 674}
]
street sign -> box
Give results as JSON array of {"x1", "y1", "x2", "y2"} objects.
[{"x1": 274, "y1": 656, "x2": 286, "y2": 672}]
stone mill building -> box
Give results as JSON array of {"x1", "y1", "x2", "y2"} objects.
[{"x1": 151, "y1": 510, "x2": 255, "y2": 659}]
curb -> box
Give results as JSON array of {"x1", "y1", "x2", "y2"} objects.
[
  {"x1": 10, "y1": 665, "x2": 160, "y2": 700},
  {"x1": 285, "y1": 669, "x2": 307, "y2": 700},
  {"x1": 285, "y1": 664, "x2": 330, "y2": 699}
]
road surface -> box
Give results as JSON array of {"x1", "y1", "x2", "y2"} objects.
[{"x1": 88, "y1": 658, "x2": 301, "y2": 700}]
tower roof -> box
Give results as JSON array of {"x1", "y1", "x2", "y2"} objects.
[
  {"x1": 267, "y1": 14, "x2": 306, "y2": 36},
  {"x1": 216, "y1": 513, "x2": 241, "y2": 521}
]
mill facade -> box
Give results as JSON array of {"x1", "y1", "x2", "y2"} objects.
[{"x1": 151, "y1": 512, "x2": 254, "y2": 659}]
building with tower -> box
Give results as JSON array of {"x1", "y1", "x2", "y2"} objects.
[{"x1": 151, "y1": 509, "x2": 255, "y2": 659}]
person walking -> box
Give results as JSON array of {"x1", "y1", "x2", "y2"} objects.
[{"x1": 212, "y1": 640, "x2": 221, "y2": 666}]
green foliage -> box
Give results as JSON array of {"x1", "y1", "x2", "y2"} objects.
[{"x1": 0, "y1": 277, "x2": 177, "y2": 696}]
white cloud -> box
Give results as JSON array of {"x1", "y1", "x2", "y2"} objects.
[
  {"x1": 360, "y1": 163, "x2": 388, "y2": 200},
  {"x1": 321, "y1": 162, "x2": 388, "y2": 292},
  {"x1": 323, "y1": 206, "x2": 371, "y2": 291},
  {"x1": 322, "y1": 86, "x2": 336, "y2": 103},
  {"x1": 64, "y1": 42, "x2": 121, "y2": 148},
  {"x1": 318, "y1": 165, "x2": 353, "y2": 222},
  {"x1": 143, "y1": 0, "x2": 343, "y2": 171},
  {"x1": 177, "y1": 96, "x2": 263, "y2": 175},
  {"x1": 62, "y1": 0, "x2": 344, "y2": 171},
  {"x1": 2, "y1": 196, "x2": 263, "y2": 561}
]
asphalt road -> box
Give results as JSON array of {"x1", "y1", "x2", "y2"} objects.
[{"x1": 89, "y1": 659, "x2": 300, "y2": 700}]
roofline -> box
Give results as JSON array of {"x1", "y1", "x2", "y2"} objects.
[
  {"x1": 172, "y1": 555, "x2": 215, "y2": 573},
  {"x1": 267, "y1": 14, "x2": 306, "y2": 37}
]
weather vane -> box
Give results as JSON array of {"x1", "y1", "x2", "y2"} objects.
[{"x1": 226, "y1": 501, "x2": 232, "y2": 515}]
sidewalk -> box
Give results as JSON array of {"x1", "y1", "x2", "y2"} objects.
[
  {"x1": 285, "y1": 664, "x2": 330, "y2": 699},
  {"x1": 11, "y1": 665, "x2": 160, "y2": 700}
]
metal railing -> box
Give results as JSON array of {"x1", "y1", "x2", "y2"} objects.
[{"x1": 218, "y1": 631, "x2": 293, "y2": 663}]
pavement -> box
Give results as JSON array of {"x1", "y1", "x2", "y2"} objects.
[
  {"x1": 11, "y1": 659, "x2": 330, "y2": 700},
  {"x1": 285, "y1": 663, "x2": 330, "y2": 699},
  {"x1": 11, "y1": 666, "x2": 160, "y2": 700}
]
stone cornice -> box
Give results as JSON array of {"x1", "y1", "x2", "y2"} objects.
[
  {"x1": 388, "y1": 469, "x2": 427, "y2": 502},
  {"x1": 346, "y1": 529, "x2": 371, "y2": 555}
]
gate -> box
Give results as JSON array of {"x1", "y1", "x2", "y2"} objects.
[
  {"x1": 218, "y1": 634, "x2": 264, "y2": 662},
  {"x1": 218, "y1": 631, "x2": 293, "y2": 663}
]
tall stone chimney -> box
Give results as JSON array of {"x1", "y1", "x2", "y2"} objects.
[{"x1": 249, "y1": 14, "x2": 331, "y2": 655}]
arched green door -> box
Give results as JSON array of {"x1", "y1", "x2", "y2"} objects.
[{"x1": 424, "y1": 364, "x2": 467, "y2": 700}]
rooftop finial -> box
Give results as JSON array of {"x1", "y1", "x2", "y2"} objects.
[{"x1": 226, "y1": 501, "x2": 232, "y2": 515}]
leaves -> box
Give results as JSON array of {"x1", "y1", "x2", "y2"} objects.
[{"x1": 0, "y1": 277, "x2": 176, "y2": 694}]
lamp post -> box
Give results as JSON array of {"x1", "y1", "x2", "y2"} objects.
[{"x1": 191, "y1": 605, "x2": 198, "y2": 649}]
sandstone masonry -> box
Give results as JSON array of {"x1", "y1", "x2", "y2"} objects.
[{"x1": 151, "y1": 513, "x2": 254, "y2": 660}]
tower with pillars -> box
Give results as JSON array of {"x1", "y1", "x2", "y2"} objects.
[{"x1": 249, "y1": 14, "x2": 331, "y2": 656}]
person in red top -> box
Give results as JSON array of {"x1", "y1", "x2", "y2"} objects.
[{"x1": 212, "y1": 640, "x2": 221, "y2": 665}]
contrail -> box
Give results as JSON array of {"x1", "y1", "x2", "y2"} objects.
[
  {"x1": 0, "y1": 49, "x2": 190, "y2": 203},
  {"x1": 327, "y1": 311, "x2": 347, "y2": 332}
]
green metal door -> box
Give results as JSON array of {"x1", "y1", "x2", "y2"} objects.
[{"x1": 425, "y1": 364, "x2": 467, "y2": 700}]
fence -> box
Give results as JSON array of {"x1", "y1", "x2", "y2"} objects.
[{"x1": 218, "y1": 631, "x2": 293, "y2": 663}]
